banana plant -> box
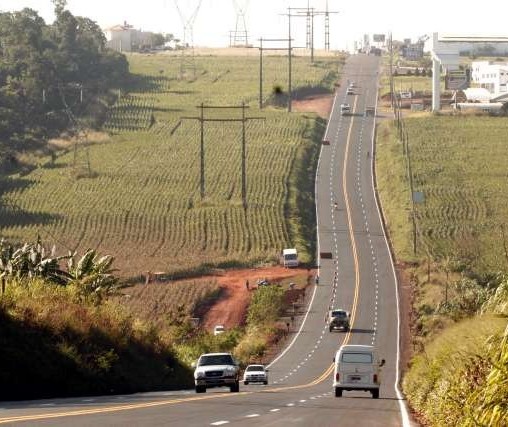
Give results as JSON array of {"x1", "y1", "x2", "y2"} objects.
[
  {"x1": 67, "y1": 249, "x2": 118, "y2": 297},
  {"x1": 0, "y1": 237, "x2": 71, "y2": 285}
]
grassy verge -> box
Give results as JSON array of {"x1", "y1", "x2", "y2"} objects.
[
  {"x1": 375, "y1": 84, "x2": 508, "y2": 424},
  {"x1": 402, "y1": 316, "x2": 507, "y2": 426}
]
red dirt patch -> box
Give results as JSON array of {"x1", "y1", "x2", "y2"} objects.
[
  {"x1": 199, "y1": 266, "x2": 313, "y2": 332},
  {"x1": 292, "y1": 94, "x2": 334, "y2": 119}
]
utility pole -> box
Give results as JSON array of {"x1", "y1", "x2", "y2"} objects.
[
  {"x1": 175, "y1": 104, "x2": 264, "y2": 208},
  {"x1": 257, "y1": 38, "x2": 296, "y2": 111},
  {"x1": 259, "y1": 37, "x2": 263, "y2": 109},
  {"x1": 306, "y1": 0, "x2": 311, "y2": 49},
  {"x1": 389, "y1": 32, "x2": 395, "y2": 109},
  {"x1": 288, "y1": 8, "x2": 292, "y2": 112}
]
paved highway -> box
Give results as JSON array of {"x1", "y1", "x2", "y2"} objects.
[{"x1": 0, "y1": 54, "x2": 413, "y2": 426}]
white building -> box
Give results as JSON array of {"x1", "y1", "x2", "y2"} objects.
[
  {"x1": 104, "y1": 22, "x2": 153, "y2": 52},
  {"x1": 471, "y1": 61, "x2": 508, "y2": 94},
  {"x1": 104, "y1": 22, "x2": 135, "y2": 52}
]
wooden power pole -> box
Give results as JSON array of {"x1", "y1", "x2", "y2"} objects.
[{"x1": 176, "y1": 104, "x2": 264, "y2": 208}]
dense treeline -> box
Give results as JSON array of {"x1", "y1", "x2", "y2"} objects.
[{"x1": 0, "y1": 0, "x2": 128, "y2": 157}]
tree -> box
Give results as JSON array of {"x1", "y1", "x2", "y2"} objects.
[
  {"x1": 52, "y1": 0, "x2": 67, "y2": 18},
  {"x1": 0, "y1": 6, "x2": 129, "y2": 148}
]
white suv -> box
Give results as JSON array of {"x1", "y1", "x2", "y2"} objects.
[
  {"x1": 333, "y1": 344, "x2": 385, "y2": 398},
  {"x1": 193, "y1": 352, "x2": 240, "y2": 393}
]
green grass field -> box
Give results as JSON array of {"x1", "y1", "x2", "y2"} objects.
[
  {"x1": 376, "y1": 114, "x2": 508, "y2": 273},
  {"x1": 0, "y1": 53, "x2": 341, "y2": 278}
]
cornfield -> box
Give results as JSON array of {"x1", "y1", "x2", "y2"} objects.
[{"x1": 0, "y1": 53, "x2": 341, "y2": 278}]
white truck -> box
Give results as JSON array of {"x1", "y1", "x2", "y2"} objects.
[
  {"x1": 333, "y1": 344, "x2": 385, "y2": 398},
  {"x1": 193, "y1": 352, "x2": 240, "y2": 393},
  {"x1": 282, "y1": 248, "x2": 299, "y2": 267}
]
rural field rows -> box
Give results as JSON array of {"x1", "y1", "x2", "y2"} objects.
[
  {"x1": 0, "y1": 54, "x2": 340, "y2": 276},
  {"x1": 402, "y1": 116, "x2": 508, "y2": 268}
]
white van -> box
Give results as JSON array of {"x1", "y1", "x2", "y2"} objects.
[
  {"x1": 333, "y1": 344, "x2": 385, "y2": 398},
  {"x1": 340, "y1": 103, "x2": 351, "y2": 115},
  {"x1": 282, "y1": 248, "x2": 299, "y2": 267}
]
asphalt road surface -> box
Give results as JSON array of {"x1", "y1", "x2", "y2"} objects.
[{"x1": 0, "y1": 54, "x2": 414, "y2": 427}]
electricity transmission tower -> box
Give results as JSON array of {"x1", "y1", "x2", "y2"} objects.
[
  {"x1": 44, "y1": 83, "x2": 92, "y2": 178},
  {"x1": 295, "y1": 3, "x2": 338, "y2": 60},
  {"x1": 59, "y1": 84, "x2": 92, "y2": 178},
  {"x1": 174, "y1": 104, "x2": 264, "y2": 208},
  {"x1": 173, "y1": 0, "x2": 203, "y2": 79},
  {"x1": 230, "y1": 0, "x2": 249, "y2": 47},
  {"x1": 323, "y1": 0, "x2": 338, "y2": 51}
]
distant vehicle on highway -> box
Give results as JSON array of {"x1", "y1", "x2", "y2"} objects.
[
  {"x1": 193, "y1": 352, "x2": 240, "y2": 393},
  {"x1": 340, "y1": 103, "x2": 351, "y2": 115},
  {"x1": 328, "y1": 309, "x2": 350, "y2": 332},
  {"x1": 333, "y1": 344, "x2": 385, "y2": 399},
  {"x1": 281, "y1": 248, "x2": 299, "y2": 267},
  {"x1": 243, "y1": 364, "x2": 268, "y2": 385},
  {"x1": 346, "y1": 87, "x2": 354, "y2": 95}
]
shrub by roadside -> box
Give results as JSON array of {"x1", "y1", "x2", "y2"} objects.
[{"x1": 0, "y1": 278, "x2": 192, "y2": 400}]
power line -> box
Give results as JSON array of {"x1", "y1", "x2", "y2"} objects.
[
  {"x1": 174, "y1": 103, "x2": 264, "y2": 208},
  {"x1": 257, "y1": 37, "x2": 297, "y2": 111}
]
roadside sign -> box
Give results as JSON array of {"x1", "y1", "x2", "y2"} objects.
[
  {"x1": 446, "y1": 70, "x2": 468, "y2": 90},
  {"x1": 412, "y1": 191, "x2": 425, "y2": 204}
]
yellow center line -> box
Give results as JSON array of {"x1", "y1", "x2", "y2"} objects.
[
  {"x1": 306, "y1": 93, "x2": 362, "y2": 387},
  {"x1": 0, "y1": 393, "x2": 254, "y2": 424},
  {"x1": 0, "y1": 89, "x2": 365, "y2": 425},
  {"x1": 342, "y1": 95, "x2": 361, "y2": 344}
]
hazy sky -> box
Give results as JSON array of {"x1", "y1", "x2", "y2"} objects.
[{"x1": 1, "y1": 0, "x2": 507, "y2": 51}]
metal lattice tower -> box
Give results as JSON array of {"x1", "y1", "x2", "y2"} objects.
[
  {"x1": 230, "y1": 0, "x2": 249, "y2": 47},
  {"x1": 306, "y1": 0, "x2": 311, "y2": 49},
  {"x1": 325, "y1": 0, "x2": 330, "y2": 51},
  {"x1": 57, "y1": 84, "x2": 92, "y2": 178},
  {"x1": 173, "y1": 0, "x2": 203, "y2": 79}
]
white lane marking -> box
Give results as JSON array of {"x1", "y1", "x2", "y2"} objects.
[
  {"x1": 270, "y1": 408, "x2": 280, "y2": 412},
  {"x1": 286, "y1": 403, "x2": 295, "y2": 407},
  {"x1": 245, "y1": 414, "x2": 260, "y2": 418},
  {"x1": 211, "y1": 422, "x2": 230, "y2": 426},
  {"x1": 299, "y1": 400, "x2": 307, "y2": 403},
  {"x1": 367, "y1": 84, "x2": 411, "y2": 427}
]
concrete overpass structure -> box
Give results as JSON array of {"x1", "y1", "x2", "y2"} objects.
[{"x1": 431, "y1": 33, "x2": 508, "y2": 111}]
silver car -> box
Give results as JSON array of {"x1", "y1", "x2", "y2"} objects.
[{"x1": 243, "y1": 364, "x2": 268, "y2": 385}]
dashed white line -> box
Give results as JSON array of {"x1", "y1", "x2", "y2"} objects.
[
  {"x1": 210, "y1": 422, "x2": 230, "y2": 426},
  {"x1": 245, "y1": 414, "x2": 260, "y2": 418},
  {"x1": 270, "y1": 408, "x2": 280, "y2": 413}
]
